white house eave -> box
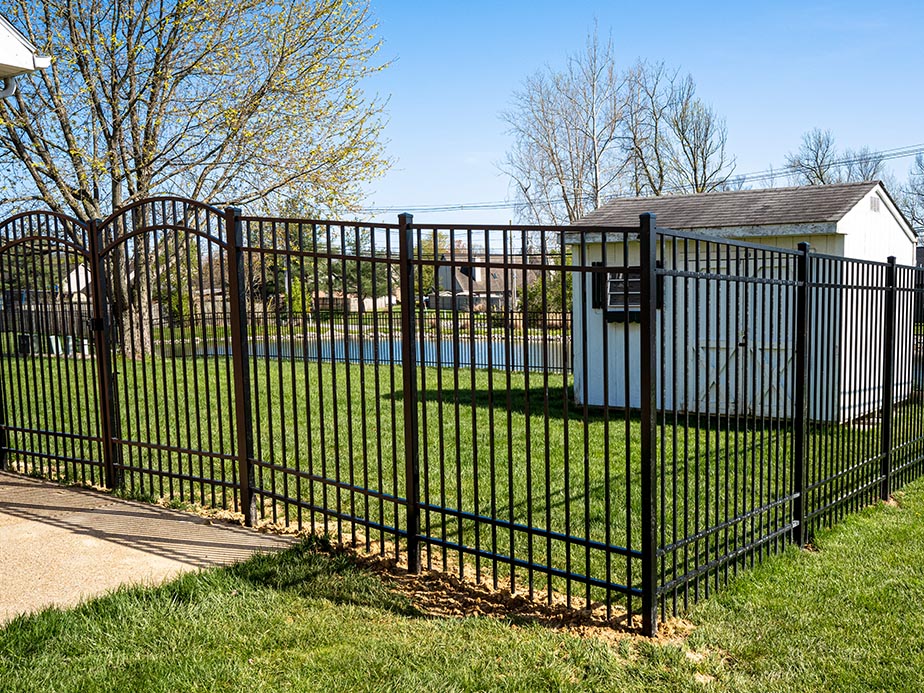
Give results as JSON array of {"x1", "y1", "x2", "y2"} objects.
[
  {"x1": 871, "y1": 182, "x2": 917, "y2": 245},
  {"x1": 0, "y1": 14, "x2": 50, "y2": 80}
]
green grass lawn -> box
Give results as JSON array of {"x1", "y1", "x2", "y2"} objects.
[
  {"x1": 4, "y1": 347, "x2": 924, "y2": 618},
  {"x1": 2, "y1": 477, "x2": 924, "y2": 692}
]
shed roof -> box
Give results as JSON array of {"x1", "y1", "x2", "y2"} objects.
[{"x1": 578, "y1": 181, "x2": 881, "y2": 229}]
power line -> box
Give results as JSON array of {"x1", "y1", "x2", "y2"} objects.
[{"x1": 359, "y1": 142, "x2": 924, "y2": 215}]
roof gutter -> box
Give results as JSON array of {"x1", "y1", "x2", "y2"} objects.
[
  {"x1": 0, "y1": 54, "x2": 51, "y2": 100},
  {"x1": 0, "y1": 75, "x2": 15, "y2": 99}
]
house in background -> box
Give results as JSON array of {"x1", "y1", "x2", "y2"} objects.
[
  {"x1": 0, "y1": 14, "x2": 50, "y2": 98},
  {"x1": 567, "y1": 180, "x2": 917, "y2": 422},
  {"x1": 432, "y1": 243, "x2": 544, "y2": 312}
]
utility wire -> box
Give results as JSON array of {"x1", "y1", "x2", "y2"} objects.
[{"x1": 359, "y1": 143, "x2": 924, "y2": 214}]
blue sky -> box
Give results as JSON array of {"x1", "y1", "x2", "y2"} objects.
[{"x1": 359, "y1": 1, "x2": 923, "y2": 225}]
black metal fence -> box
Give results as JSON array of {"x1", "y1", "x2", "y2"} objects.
[{"x1": 0, "y1": 197, "x2": 922, "y2": 637}]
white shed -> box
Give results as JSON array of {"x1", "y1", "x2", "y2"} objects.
[{"x1": 567, "y1": 181, "x2": 917, "y2": 422}]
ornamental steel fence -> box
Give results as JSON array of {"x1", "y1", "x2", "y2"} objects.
[{"x1": 0, "y1": 197, "x2": 922, "y2": 636}]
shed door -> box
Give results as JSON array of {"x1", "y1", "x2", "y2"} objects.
[{"x1": 694, "y1": 253, "x2": 796, "y2": 419}]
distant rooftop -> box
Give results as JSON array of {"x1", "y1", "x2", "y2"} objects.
[{"x1": 577, "y1": 181, "x2": 882, "y2": 229}]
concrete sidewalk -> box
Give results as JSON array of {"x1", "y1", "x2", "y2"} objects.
[{"x1": 0, "y1": 471, "x2": 295, "y2": 624}]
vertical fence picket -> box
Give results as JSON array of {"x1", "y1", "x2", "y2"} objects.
[
  {"x1": 881, "y1": 256, "x2": 898, "y2": 501},
  {"x1": 225, "y1": 207, "x2": 256, "y2": 526},
  {"x1": 398, "y1": 212, "x2": 421, "y2": 573},
  {"x1": 639, "y1": 212, "x2": 659, "y2": 636}
]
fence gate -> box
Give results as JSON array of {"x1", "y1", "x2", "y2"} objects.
[
  {"x1": 94, "y1": 198, "x2": 253, "y2": 517},
  {"x1": 0, "y1": 212, "x2": 103, "y2": 484}
]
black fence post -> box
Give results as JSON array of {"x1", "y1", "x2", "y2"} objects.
[
  {"x1": 881, "y1": 256, "x2": 897, "y2": 501},
  {"x1": 398, "y1": 212, "x2": 421, "y2": 573},
  {"x1": 792, "y1": 242, "x2": 811, "y2": 547},
  {"x1": 639, "y1": 212, "x2": 659, "y2": 637},
  {"x1": 87, "y1": 218, "x2": 122, "y2": 490},
  {"x1": 0, "y1": 350, "x2": 7, "y2": 470},
  {"x1": 225, "y1": 207, "x2": 256, "y2": 526}
]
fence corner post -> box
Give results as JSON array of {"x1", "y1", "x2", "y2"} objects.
[
  {"x1": 88, "y1": 218, "x2": 121, "y2": 490},
  {"x1": 225, "y1": 207, "x2": 255, "y2": 527},
  {"x1": 639, "y1": 211, "x2": 659, "y2": 637},
  {"x1": 881, "y1": 256, "x2": 898, "y2": 501},
  {"x1": 793, "y1": 241, "x2": 811, "y2": 547},
  {"x1": 397, "y1": 212, "x2": 421, "y2": 573}
]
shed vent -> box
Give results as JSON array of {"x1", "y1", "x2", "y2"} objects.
[{"x1": 871, "y1": 196, "x2": 880, "y2": 212}]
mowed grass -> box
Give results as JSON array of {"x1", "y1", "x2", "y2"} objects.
[
  {"x1": 4, "y1": 346, "x2": 924, "y2": 611},
  {"x1": 2, "y1": 479, "x2": 924, "y2": 692}
]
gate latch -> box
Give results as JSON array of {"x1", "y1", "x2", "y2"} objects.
[{"x1": 89, "y1": 317, "x2": 105, "y2": 332}]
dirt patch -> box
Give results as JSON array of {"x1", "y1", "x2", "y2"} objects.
[{"x1": 161, "y1": 498, "x2": 696, "y2": 643}]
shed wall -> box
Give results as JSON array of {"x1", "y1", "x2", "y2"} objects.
[{"x1": 571, "y1": 231, "x2": 912, "y2": 422}]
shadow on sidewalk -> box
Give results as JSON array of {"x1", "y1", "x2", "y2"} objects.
[{"x1": 0, "y1": 471, "x2": 294, "y2": 569}]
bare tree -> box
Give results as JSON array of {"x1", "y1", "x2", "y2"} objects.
[
  {"x1": 501, "y1": 28, "x2": 626, "y2": 224},
  {"x1": 719, "y1": 174, "x2": 747, "y2": 191},
  {"x1": 786, "y1": 131, "x2": 892, "y2": 189},
  {"x1": 842, "y1": 146, "x2": 885, "y2": 182},
  {"x1": 502, "y1": 37, "x2": 736, "y2": 225},
  {"x1": 665, "y1": 75, "x2": 734, "y2": 193},
  {"x1": 785, "y1": 129, "x2": 843, "y2": 185},
  {"x1": 902, "y1": 154, "x2": 924, "y2": 234},
  {"x1": 623, "y1": 61, "x2": 674, "y2": 197}
]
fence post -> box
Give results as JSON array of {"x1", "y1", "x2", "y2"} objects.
[
  {"x1": 638, "y1": 212, "x2": 659, "y2": 637},
  {"x1": 87, "y1": 219, "x2": 122, "y2": 490},
  {"x1": 881, "y1": 256, "x2": 897, "y2": 501},
  {"x1": 397, "y1": 212, "x2": 421, "y2": 573},
  {"x1": 0, "y1": 354, "x2": 7, "y2": 470},
  {"x1": 225, "y1": 207, "x2": 256, "y2": 526},
  {"x1": 792, "y1": 242, "x2": 811, "y2": 546}
]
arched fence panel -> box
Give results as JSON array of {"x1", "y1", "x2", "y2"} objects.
[
  {"x1": 95, "y1": 198, "x2": 252, "y2": 515},
  {"x1": 0, "y1": 212, "x2": 103, "y2": 484}
]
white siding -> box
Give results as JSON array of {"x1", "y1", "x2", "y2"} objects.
[{"x1": 571, "y1": 198, "x2": 916, "y2": 422}]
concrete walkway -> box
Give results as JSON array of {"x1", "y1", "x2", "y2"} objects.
[{"x1": 0, "y1": 471, "x2": 295, "y2": 624}]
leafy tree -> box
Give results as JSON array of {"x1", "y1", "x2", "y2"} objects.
[
  {"x1": 416, "y1": 230, "x2": 450, "y2": 298},
  {"x1": 0, "y1": 0, "x2": 388, "y2": 218},
  {"x1": 336, "y1": 227, "x2": 391, "y2": 306},
  {"x1": 0, "y1": 0, "x2": 389, "y2": 352},
  {"x1": 521, "y1": 258, "x2": 572, "y2": 317}
]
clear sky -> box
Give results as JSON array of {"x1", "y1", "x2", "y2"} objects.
[{"x1": 359, "y1": 0, "x2": 924, "y2": 225}]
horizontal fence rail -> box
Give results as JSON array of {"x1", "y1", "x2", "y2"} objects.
[{"x1": 1, "y1": 197, "x2": 924, "y2": 637}]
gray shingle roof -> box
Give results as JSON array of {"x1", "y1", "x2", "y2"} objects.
[{"x1": 577, "y1": 181, "x2": 881, "y2": 229}]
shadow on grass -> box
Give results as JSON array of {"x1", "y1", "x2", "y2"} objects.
[
  {"x1": 388, "y1": 384, "x2": 804, "y2": 433},
  {"x1": 226, "y1": 536, "x2": 419, "y2": 616},
  {"x1": 231, "y1": 537, "x2": 642, "y2": 634},
  {"x1": 388, "y1": 384, "x2": 637, "y2": 423}
]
